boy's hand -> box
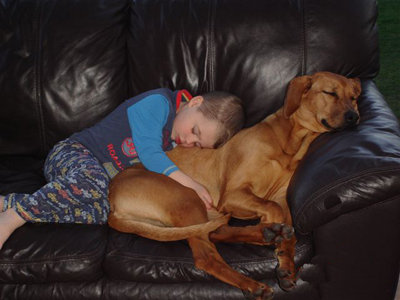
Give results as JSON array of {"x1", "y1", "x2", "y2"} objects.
[
  {"x1": 168, "y1": 170, "x2": 213, "y2": 210},
  {"x1": 190, "y1": 181, "x2": 213, "y2": 210}
]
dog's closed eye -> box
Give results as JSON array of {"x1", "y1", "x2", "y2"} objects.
[{"x1": 322, "y1": 91, "x2": 337, "y2": 97}]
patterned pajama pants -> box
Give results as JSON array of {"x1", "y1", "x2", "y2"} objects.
[{"x1": 2, "y1": 139, "x2": 110, "y2": 224}]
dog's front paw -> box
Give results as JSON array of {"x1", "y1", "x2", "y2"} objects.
[
  {"x1": 281, "y1": 224, "x2": 295, "y2": 240},
  {"x1": 276, "y1": 265, "x2": 297, "y2": 291},
  {"x1": 263, "y1": 223, "x2": 294, "y2": 243},
  {"x1": 275, "y1": 260, "x2": 301, "y2": 292}
]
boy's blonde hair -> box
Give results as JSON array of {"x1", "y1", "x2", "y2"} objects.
[{"x1": 199, "y1": 91, "x2": 245, "y2": 148}]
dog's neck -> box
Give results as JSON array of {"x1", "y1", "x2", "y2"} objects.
[
  {"x1": 284, "y1": 123, "x2": 311, "y2": 155},
  {"x1": 281, "y1": 110, "x2": 321, "y2": 169}
]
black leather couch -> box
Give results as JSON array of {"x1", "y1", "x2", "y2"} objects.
[{"x1": 1, "y1": 1, "x2": 399, "y2": 299}]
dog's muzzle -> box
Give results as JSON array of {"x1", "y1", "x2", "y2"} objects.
[
  {"x1": 322, "y1": 110, "x2": 360, "y2": 131},
  {"x1": 344, "y1": 110, "x2": 360, "y2": 126}
]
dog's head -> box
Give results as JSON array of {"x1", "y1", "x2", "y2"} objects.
[{"x1": 283, "y1": 72, "x2": 361, "y2": 132}]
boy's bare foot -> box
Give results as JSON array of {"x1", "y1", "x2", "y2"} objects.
[{"x1": 0, "y1": 209, "x2": 26, "y2": 250}]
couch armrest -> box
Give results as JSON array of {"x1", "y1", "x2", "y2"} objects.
[{"x1": 287, "y1": 80, "x2": 400, "y2": 234}]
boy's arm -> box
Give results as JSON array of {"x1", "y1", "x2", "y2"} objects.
[
  {"x1": 168, "y1": 170, "x2": 213, "y2": 209},
  {"x1": 127, "y1": 95, "x2": 213, "y2": 209},
  {"x1": 127, "y1": 94, "x2": 178, "y2": 176}
]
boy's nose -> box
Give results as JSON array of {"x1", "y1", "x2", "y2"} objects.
[
  {"x1": 186, "y1": 134, "x2": 197, "y2": 144},
  {"x1": 183, "y1": 134, "x2": 198, "y2": 147}
]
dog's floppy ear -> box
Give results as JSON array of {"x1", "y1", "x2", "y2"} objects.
[
  {"x1": 283, "y1": 75, "x2": 312, "y2": 119},
  {"x1": 352, "y1": 78, "x2": 362, "y2": 97}
]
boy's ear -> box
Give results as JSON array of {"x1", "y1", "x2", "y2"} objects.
[{"x1": 188, "y1": 96, "x2": 204, "y2": 108}]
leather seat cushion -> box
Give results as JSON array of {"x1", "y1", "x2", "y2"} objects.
[{"x1": 104, "y1": 223, "x2": 314, "y2": 283}]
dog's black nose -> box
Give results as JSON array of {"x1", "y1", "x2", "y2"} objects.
[{"x1": 345, "y1": 110, "x2": 359, "y2": 125}]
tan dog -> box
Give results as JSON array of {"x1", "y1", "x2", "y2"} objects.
[{"x1": 108, "y1": 72, "x2": 361, "y2": 300}]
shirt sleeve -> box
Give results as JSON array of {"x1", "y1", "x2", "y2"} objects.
[{"x1": 127, "y1": 94, "x2": 179, "y2": 176}]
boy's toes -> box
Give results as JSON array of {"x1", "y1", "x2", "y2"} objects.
[{"x1": 0, "y1": 195, "x2": 5, "y2": 212}]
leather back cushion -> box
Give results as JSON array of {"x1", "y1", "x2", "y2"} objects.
[
  {"x1": 0, "y1": 0, "x2": 379, "y2": 157},
  {"x1": 0, "y1": 0, "x2": 129, "y2": 157},
  {"x1": 128, "y1": 0, "x2": 379, "y2": 126}
]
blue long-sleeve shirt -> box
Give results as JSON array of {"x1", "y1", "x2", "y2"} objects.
[{"x1": 127, "y1": 94, "x2": 178, "y2": 176}]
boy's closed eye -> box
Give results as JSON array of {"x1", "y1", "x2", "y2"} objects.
[
  {"x1": 192, "y1": 126, "x2": 200, "y2": 136},
  {"x1": 192, "y1": 126, "x2": 203, "y2": 148}
]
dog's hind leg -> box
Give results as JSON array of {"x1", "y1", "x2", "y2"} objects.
[
  {"x1": 188, "y1": 234, "x2": 274, "y2": 300},
  {"x1": 214, "y1": 189, "x2": 293, "y2": 245},
  {"x1": 212, "y1": 188, "x2": 297, "y2": 291},
  {"x1": 208, "y1": 220, "x2": 297, "y2": 292}
]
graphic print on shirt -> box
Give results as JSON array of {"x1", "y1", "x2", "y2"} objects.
[
  {"x1": 102, "y1": 162, "x2": 119, "y2": 179},
  {"x1": 107, "y1": 143, "x2": 125, "y2": 170},
  {"x1": 122, "y1": 137, "x2": 137, "y2": 157}
]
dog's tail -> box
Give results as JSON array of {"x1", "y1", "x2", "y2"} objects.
[{"x1": 108, "y1": 212, "x2": 230, "y2": 241}]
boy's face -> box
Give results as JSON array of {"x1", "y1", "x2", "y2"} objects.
[{"x1": 171, "y1": 96, "x2": 219, "y2": 149}]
